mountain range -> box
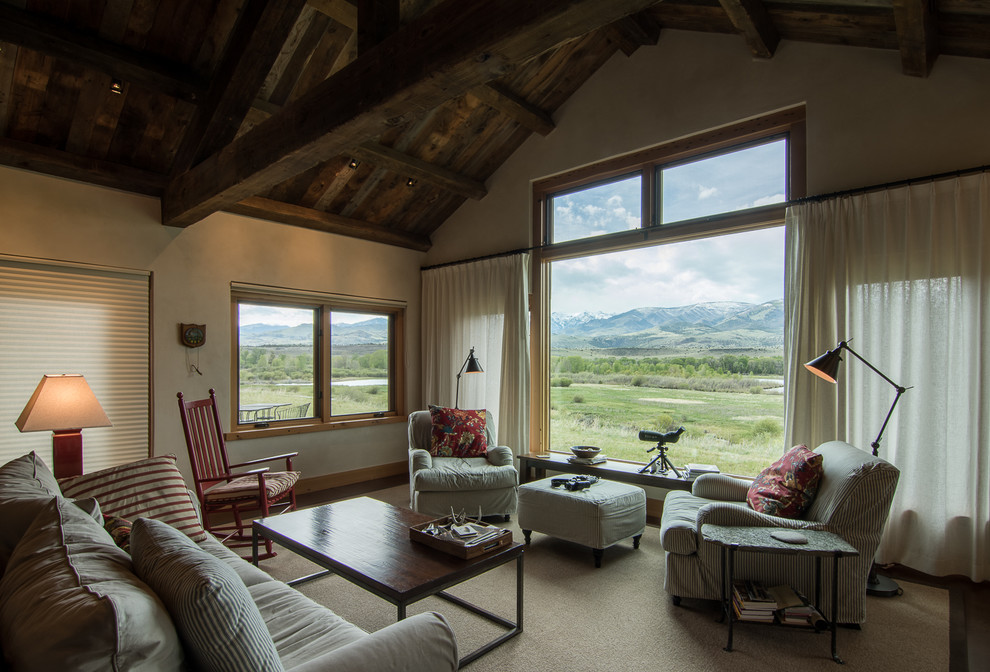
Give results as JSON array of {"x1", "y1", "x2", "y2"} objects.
[
  {"x1": 240, "y1": 318, "x2": 388, "y2": 346},
  {"x1": 551, "y1": 300, "x2": 783, "y2": 351}
]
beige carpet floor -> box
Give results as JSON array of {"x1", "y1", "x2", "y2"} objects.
[{"x1": 258, "y1": 485, "x2": 949, "y2": 671}]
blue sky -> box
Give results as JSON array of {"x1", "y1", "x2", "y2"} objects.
[{"x1": 550, "y1": 140, "x2": 786, "y2": 315}]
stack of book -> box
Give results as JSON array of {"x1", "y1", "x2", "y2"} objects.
[
  {"x1": 768, "y1": 585, "x2": 827, "y2": 630},
  {"x1": 731, "y1": 580, "x2": 777, "y2": 622},
  {"x1": 686, "y1": 463, "x2": 720, "y2": 478},
  {"x1": 568, "y1": 455, "x2": 606, "y2": 465}
]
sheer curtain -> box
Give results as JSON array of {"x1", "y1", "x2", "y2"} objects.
[
  {"x1": 784, "y1": 172, "x2": 989, "y2": 581},
  {"x1": 422, "y1": 254, "x2": 530, "y2": 453}
]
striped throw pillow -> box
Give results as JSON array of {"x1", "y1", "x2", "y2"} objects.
[
  {"x1": 130, "y1": 518, "x2": 283, "y2": 672},
  {"x1": 59, "y1": 455, "x2": 207, "y2": 542}
]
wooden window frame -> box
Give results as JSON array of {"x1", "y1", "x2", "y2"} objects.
[
  {"x1": 528, "y1": 107, "x2": 806, "y2": 454},
  {"x1": 228, "y1": 285, "x2": 406, "y2": 440}
]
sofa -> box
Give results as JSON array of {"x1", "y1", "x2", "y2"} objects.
[
  {"x1": 659, "y1": 440, "x2": 899, "y2": 625},
  {"x1": 0, "y1": 451, "x2": 459, "y2": 671}
]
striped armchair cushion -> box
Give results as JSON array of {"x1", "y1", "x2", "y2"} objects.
[{"x1": 203, "y1": 471, "x2": 299, "y2": 504}]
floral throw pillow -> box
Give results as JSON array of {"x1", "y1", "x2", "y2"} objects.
[
  {"x1": 746, "y1": 444, "x2": 824, "y2": 518},
  {"x1": 428, "y1": 405, "x2": 488, "y2": 457}
]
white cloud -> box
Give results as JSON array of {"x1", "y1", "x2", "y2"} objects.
[{"x1": 697, "y1": 185, "x2": 718, "y2": 200}]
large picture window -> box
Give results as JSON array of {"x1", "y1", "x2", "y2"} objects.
[
  {"x1": 232, "y1": 285, "x2": 404, "y2": 433},
  {"x1": 533, "y1": 108, "x2": 804, "y2": 476}
]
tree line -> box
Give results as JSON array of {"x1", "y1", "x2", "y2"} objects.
[
  {"x1": 239, "y1": 346, "x2": 387, "y2": 383},
  {"x1": 551, "y1": 353, "x2": 783, "y2": 379}
]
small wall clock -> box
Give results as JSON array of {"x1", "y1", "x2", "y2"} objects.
[{"x1": 180, "y1": 323, "x2": 206, "y2": 348}]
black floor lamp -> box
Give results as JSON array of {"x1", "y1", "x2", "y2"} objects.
[
  {"x1": 805, "y1": 339, "x2": 911, "y2": 598},
  {"x1": 454, "y1": 346, "x2": 483, "y2": 409}
]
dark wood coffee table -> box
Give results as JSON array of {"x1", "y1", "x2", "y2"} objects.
[{"x1": 252, "y1": 496, "x2": 524, "y2": 668}]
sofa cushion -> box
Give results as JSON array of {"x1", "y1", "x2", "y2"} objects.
[
  {"x1": 130, "y1": 517, "x2": 284, "y2": 672},
  {"x1": 0, "y1": 497, "x2": 184, "y2": 671},
  {"x1": 59, "y1": 454, "x2": 207, "y2": 542},
  {"x1": 747, "y1": 444, "x2": 824, "y2": 518},
  {"x1": 248, "y1": 580, "x2": 367, "y2": 669},
  {"x1": 428, "y1": 405, "x2": 488, "y2": 457},
  {"x1": 0, "y1": 451, "x2": 63, "y2": 570}
]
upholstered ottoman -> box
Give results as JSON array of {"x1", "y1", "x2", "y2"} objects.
[{"x1": 517, "y1": 477, "x2": 646, "y2": 567}]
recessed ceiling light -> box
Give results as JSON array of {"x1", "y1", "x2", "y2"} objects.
[
  {"x1": 348, "y1": 159, "x2": 360, "y2": 169},
  {"x1": 110, "y1": 79, "x2": 124, "y2": 94},
  {"x1": 407, "y1": 178, "x2": 416, "y2": 187}
]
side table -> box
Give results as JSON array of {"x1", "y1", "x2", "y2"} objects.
[{"x1": 701, "y1": 524, "x2": 859, "y2": 664}]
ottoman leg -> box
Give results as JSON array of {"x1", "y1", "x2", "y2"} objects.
[
  {"x1": 633, "y1": 534, "x2": 642, "y2": 549},
  {"x1": 523, "y1": 530, "x2": 532, "y2": 544},
  {"x1": 593, "y1": 548, "x2": 603, "y2": 568}
]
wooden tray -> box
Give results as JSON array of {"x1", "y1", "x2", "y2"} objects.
[{"x1": 409, "y1": 516, "x2": 513, "y2": 559}]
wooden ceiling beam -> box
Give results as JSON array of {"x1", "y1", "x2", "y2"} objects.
[
  {"x1": 227, "y1": 196, "x2": 431, "y2": 251},
  {"x1": 718, "y1": 0, "x2": 779, "y2": 58},
  {"x1": 351, "y1": 142, "x2": 487, "y2": 199},
  {"x1": 308, "y1": 0, "x2": 359, "y2": 29},
  {"x1": 172, "y1": 0, "x2": 309, "y2": 173},
  {"x1": 0, "y1": 137, "x2": 166, "y2": 196},
  {"x1": 605, "y1": 12, "x2": 663, "y2": 56},
  {"x1": 894, "y1": 0, "x2": 939, "y2": 77},
  {"x1": 469, "y1": 83, "x2": 555, "y2": 137},
  {"x1": 358, "y1": 0, "x2": 401, "y2": 54},
  {"x1": 0, "y1": 3, "x2": 206, "y2": 103},
  {"x1": 163, "y1": 0, "x2": 662, "y2": 229}
]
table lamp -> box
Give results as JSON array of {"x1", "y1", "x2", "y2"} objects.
[
  {"x1": 454, "y1": 347, "x2": 483, "y2": 409},
  {"x1": 805, "y1": 339, "x2": 910, "y2": 597},
  {"x1": 15, "y1": 374, "x2": 111, "y2": 479}
]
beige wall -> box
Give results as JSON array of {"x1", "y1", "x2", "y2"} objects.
[
  {"x1": 1, "y1": 166, "x2": 425, "y2": 484},
  {"x1": 427, "y1": 30, "x2": 990, "y2": 265}
]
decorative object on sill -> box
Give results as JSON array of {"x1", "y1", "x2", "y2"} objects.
[
  {"x1": 570, "y1": 445, "x2": 601, "y2": 459},
  {"x1": 454, "y1": 346, "x2": 483, "y2": 409},
  {"x1": 637, "y1": 426, "x2": 685, "y2": 476},
  {"x1": 15, "y1": 374, "x2": 111, "y2": 479},
  {"x1": 805, "y1": 338, "x2": 911, "y2": 598}
]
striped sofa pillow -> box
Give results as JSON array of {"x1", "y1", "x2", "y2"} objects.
[
  {"x1": 59, "y1": 455, "x2": 206, "y2": 542},
  {"x1": 130, "y1": 517, "x2": 283, "y2": 672}
]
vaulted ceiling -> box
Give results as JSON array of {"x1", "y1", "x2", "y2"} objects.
[{"x1": 1, "y1": 0, "x2": 988, "y2": 251}]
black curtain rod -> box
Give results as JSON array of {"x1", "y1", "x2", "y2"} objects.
[
  {"x1": 421, "y1": 245, "x2": 538, "y2": 271},
  {"x1": 787, "y1": 162, "x2": 989, "y2": 206},
  {"x1": 420, "y1": 162, "x2": 990, "y2": 271}
]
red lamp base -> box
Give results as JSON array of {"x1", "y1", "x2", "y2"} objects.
[{"x1": 52, "y1": 429, "x2": 84, "y2": 479}]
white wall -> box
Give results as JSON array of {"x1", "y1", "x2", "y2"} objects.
[
  {"x1": 426, "y1": 30, "x2": 990, "y2": 265},
  {"x1": 1, "y1": 166, "x2": 425, "y2": 483}
]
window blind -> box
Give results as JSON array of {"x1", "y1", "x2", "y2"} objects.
[{"x1": 0, "y1": 257, "x2": 150, "y2": 472}]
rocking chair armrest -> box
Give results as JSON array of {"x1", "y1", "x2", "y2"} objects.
[
  {"x1": 229, "y1": 451, "x2": 298, "y2": 470},
  {"x1": 231, "y1": 466, "x2": 270, "y2": 478}
]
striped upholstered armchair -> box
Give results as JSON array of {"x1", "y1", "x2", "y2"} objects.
[{"x1": 659, "y1": 441, "x2": 899, "y2": 624}]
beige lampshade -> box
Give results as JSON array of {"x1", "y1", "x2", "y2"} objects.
[{"x1": 15, "y1": 374, "x2": 112, "y2": 432}]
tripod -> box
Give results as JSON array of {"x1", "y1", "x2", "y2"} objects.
[{"x1": 639, "y1": 439, "x2": 682, "y2": 477}]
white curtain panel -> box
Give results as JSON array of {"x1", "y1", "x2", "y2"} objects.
[
  {"x1": 422, "y1": 254, "x2": 530, "y2": 453},
  {"x1": 784, "y1": 172, "x2": 990, "y2": 582}
]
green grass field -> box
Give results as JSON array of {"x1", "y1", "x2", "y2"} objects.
[{"x1": 550, "y1": 382, "x2": 785, "y2": 477}]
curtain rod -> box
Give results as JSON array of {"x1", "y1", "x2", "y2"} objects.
[
  {"x1": 787, "y1": 162, "x2": 990, "y2": 206},
  {"x1": 421, "y1": 245, "x2": 538, "y2": 271},
  {"x1": 421, "y1": 162, "x2": 990, "y2": 271}
]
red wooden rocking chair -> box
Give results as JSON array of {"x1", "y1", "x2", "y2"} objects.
[{"x1": 177, "y1": 389, "x2": 299, "y2": 559}]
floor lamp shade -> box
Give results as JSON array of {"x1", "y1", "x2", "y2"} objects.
[
  {"x1": 15, "y1": 374, "x2": 111, "y2": 478},
  {"x1": 454, "y1": 347, "x2": 484, "y2": 409}
]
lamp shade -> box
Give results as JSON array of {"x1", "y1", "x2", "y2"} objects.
[
  {"x1": 15, "y1": 374, "x2": 111, "y2": 432},
  {"x1": 464, "y1": 349, "x2": 484, "y2": 374},
  {"x1": 804, "y1": 347, "x2": 843, "y2": 383}
]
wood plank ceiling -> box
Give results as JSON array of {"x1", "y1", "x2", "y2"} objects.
[{"x1": 0, "y1": 0, "x2": 988, "y2": 251}]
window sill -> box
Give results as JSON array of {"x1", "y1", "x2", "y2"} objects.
[{"x1": 225, "y1": 414, "x2": 406, "y2": 441}]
